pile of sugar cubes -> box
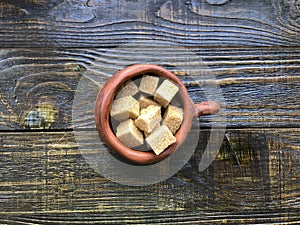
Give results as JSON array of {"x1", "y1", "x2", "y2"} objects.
[{"x1": 110, "y1": 75, "x2": 184, "y2": 155}]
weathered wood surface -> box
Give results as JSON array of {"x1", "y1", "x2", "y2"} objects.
[
  {"x1": 0, "y1": 0, "x2": 299, "y2": 224},
  {"x1": 0, "y1": 129, "x2": 299, "y2": 224},
  {"x1": 0, "y1": 0, "x2": 300, "y2": 47},
  {"x1": 0, "y1": 47, "x2": 299, "y2": 130}
]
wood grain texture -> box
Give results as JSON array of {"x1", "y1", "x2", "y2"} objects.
[
  {"x1": 0, "y1": 129, "x2": 299, "y2": 223},
  {"x1": 0, "y1": 0, "x2": 299, "y2": 224},
  {"x1": 0, "y1": 0, "x2": 300, "y2": 47},
  {"x1": 0, "y1": 47, "x2": 299, "y2": 130}
]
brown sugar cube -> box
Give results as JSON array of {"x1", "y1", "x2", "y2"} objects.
[
  {"x1": 135, "y1": 105, "x2": 161, "y2": 133},
  {"x1": 154, "y1": 80, "x2": 179, "y2": 108},
  {"x1": 139, "y1": 95, "x2": 160, "y2": 110},
  {"x1": 163, "y1": 105, "x2": 184, "y2": 134},
  {"x1": 139, "y1": 75, "x2": 160, "y2": 95},
  {"x1": 144, "y1": 122, "x2": 160, "y2": 138},
  {"x1": 145, "y1": 125, "x2": 176, "y2": 155},
  {"x1": 115, "y1": 79, "x2": 139, "y2": 99},
  {"x1": 110, "y1": 96, "x2": 139, "y2": 121},
  {"x1": 116, "y1": 119, "x2": 143, "y2": 148}
]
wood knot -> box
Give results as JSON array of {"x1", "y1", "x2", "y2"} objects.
[
  {"x1": 283, "y1": 0, "x2": 300, "y2": 23},
  {"x1": 24, "y1": 98, "x2": 58, "y2": 129},
  {"x1": 296, "y1": 0, "x2": 300, "y2": 20},
  {"x1": 49, "y1": 0, "x2": 95, "y2": 23},
  {"x1": 206, "y1": 0, "x2": 231, "y2": 5}
]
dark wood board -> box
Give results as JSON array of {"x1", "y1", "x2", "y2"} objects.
[
  {"x1": 0, "y1": 0, "x2": 300, "y2": 47},
  {"x1": 0, "y1": 47, "x2": 299, "y2": 130},
  {"x1": 0, "y1": 0, "x2": 299, "y2": 224},
  {"x1": 0, "y1": 129, "x2": 299, "y2": 224}
]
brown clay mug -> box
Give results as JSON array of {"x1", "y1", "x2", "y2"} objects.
[{"x1": 95, "y1": 64, "x2": 220, "y2": 165}]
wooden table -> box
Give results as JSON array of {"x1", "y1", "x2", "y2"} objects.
[{"x1": 0, "y1": 0, "x2": 299, "y2": 224}]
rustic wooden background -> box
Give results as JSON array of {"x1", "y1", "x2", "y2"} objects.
[{"x1": 0, "y1": 0, "x2": 299, "y2": 224}]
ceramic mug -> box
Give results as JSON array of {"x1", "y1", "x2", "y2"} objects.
[{"x1": 95, "y1": 64, "x2": 220, "y2": 165}]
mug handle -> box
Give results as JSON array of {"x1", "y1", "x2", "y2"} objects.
[{"x1": 194, "y1": 101, "x2": 220, "y2": 117}]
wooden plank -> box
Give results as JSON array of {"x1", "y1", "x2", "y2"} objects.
[
  {"x1": 0, "y1": 210, "x2": 300, "y2": 224},
  {"x1": 0, "y1": 47, "x2": 299, "y2": 130},
  {"x1": 0, "y1": 128, "x2": 299, "y2": 223},
  {"x1": 0, "y1": 0, "x2": 300, "y2": 47}
]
